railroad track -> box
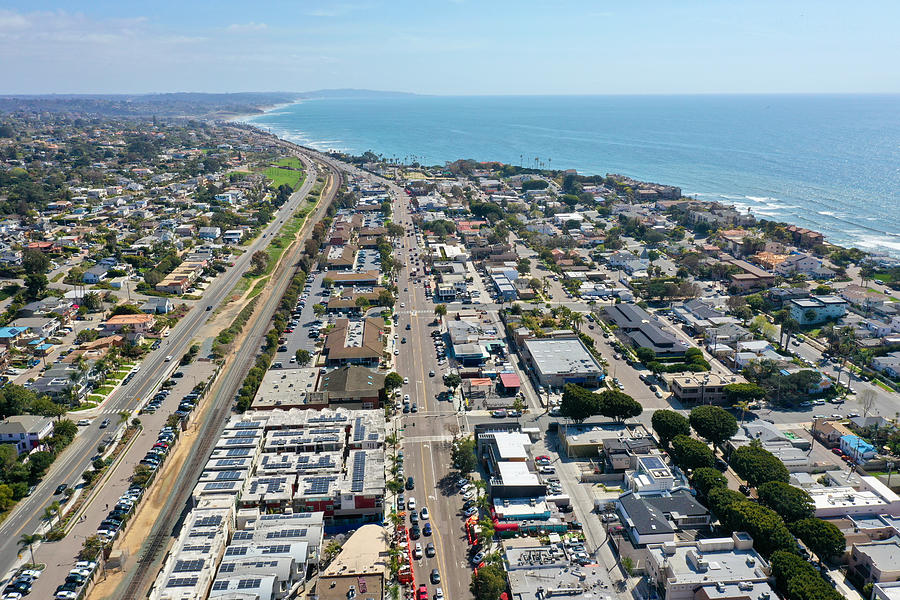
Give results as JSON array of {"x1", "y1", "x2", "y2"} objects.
[{"x1": 118, "y1": 155, "x2": 342, "y2": 599}]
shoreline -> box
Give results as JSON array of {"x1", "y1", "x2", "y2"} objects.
[
  {"x1": 222, "y1": 100, "x2": 299, "y2": 123},
  {"x1": 241, "y1": 101, "x2": 900, "y2": 259}
]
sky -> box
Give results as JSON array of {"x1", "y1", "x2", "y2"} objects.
[{"x1": 1, "y1": 0, "x2": 899, "y2": 95}]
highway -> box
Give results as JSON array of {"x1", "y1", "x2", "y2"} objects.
[{"x1": 0, "y1": 152, "x2": 322, "y2": 581}]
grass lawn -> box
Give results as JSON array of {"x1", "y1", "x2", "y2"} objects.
[
  {"x1": 87, "y1": 395, "x2": 105, "y2": 403},
  {"x1": 874, "y1": 272, "x2": 898, "y2": 283},
  {"x1": 95, "y1": 386, "x2": 115, "y2": 395},
  {"x1": 874, "y1": 379, "x2": 895, "y2": 392},
  {"x1": 264, "y1": 166, "x2": 303, "y2": 189},
  {"x1": 70, "y1": 402, "x2": 98, "y2": 412},
  {"x1": 275, "y1": 157, "x2": 302, "y2": 170}
]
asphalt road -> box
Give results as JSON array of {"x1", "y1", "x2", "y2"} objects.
[
  {"x1": 0, "y1": 155, "x2": 322, "y2": 581},
  {"x1": 387, "y1": 183, "x2": 474, "y2": 600}
]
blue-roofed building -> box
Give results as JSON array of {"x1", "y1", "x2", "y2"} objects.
[
  {"x1": 841, "y1": 434, "x2": 877, "y2": 463},
  {"x1": 0, "y1": 326, "x2": 27, "y2": 346}
]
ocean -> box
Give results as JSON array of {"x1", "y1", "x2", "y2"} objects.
[{"x1": 243, "y1": 94, "x2": 900, "y2": 256}]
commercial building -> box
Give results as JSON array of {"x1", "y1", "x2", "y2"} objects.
[
  {"x1": 520, "y1": 336, "x2": 604, "y2": 388},
  {"x1": 316, "y1": 524, "x2": 389, "y2": 600},
  {"x1": 616, "y1": 489, "x2": 709, "y2": 546},
  {"x1": 323, "y1": 318, "x2": 383, "y2": 367},
  {"x1": 558, "y1": 421, "x2": 653, "y2": 459},
  {"x1": 664, "y1": 373, "x2": 746, "y2": 405},
  {"x1": 645, "y1": 533, "x2": 774, "y2": 600},
  {"x1": 251, "y1": 368, "x2": 322, "y2": 410},
  {"x1": 312, "y1": 365, "x2": 385, "y2": 409},
  {"x1": 850, "y1": 539, "x2": 900, "y2": 585},
  {"x1": 503, "y1": 538, "x2": 614, "y2": 600}
]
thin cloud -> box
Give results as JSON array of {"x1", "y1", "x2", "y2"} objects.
[
  {"x1": 0, "y1": 9, "x2": 28, "y2": 30},
  {"x1": 226, "y1": 21, "x2": 268, "y2": 32}
]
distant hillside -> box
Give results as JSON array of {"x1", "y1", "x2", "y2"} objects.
[
  {"x1": 0, "y1": 89, "x2": 418, "y2": 118},
  {"x1": 297, "y1": 89, "x2": 419, "y2": 100},
  {"x1": 0, "y1": 92, "x2": 300, "y2": 118}
]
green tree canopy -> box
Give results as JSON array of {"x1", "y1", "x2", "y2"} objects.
[
  {"x1": 723, "y1": 382, "x2": 766, "y2": 403},
  {"x1": 757, "y1": 481, "x2": 814, "y2": 522},
  {"x1": 635, "y1": 347, "x2": 656, "y2": 363},
  {"x1": 597, "y1": 389, "x2": 642, "y2": 422},
  {"x1": 470, "y1": 563, "x2": 507, "y2": 600},
  {"x1": 560, "y1": 384, "x2": 600, "y2": 423},
  {"x1": 669, "y1": 435, "x2": 715, "y2": 471},
  {"x1": 730, "y1": 442, "x2": 790, "y2": 487},
  {"x1": 691, "y1": 467, "x2": 728, "y2": 499},
  {"x1": 452, "y1": 437, "x2": 477, "y2": 475},
  {"x1": 295, "y1": 349, "x2": 311, "y2": 366},
  {"x1": 720, "y1": 501, "x2": 796, "y2": 557},
  {"x1": 384, "y1": 372, "x2": 403, "y2": 391},
  {"x1": 22, "y1": 248, "x2": 50, "y2": 274},
  {"x1": 770, "y1": 550, "x2": 843, "y2": 600},
  {"x1": 706, "y1": 487, "x2": 748, "y2": 518},
  {"x1": 689, "y1": 405, "x2": 739, "y2": 446},
  {"x1": 651, "y1": 409, "x2": 690, "y2": 447},
  {"x1": 791, "y1": 518, "x2": 846, "y2": 560}
]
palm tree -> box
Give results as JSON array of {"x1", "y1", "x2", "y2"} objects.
[
  {"x1": 734, "y1": 400, "x2": 751, "y2": 426},
  {"x1": 18, "y1": 533, "x2": 41, "y2": 566},
  {"x1": 43, "y1": 501, "x2": 60, "y2": 526},
  {"x1": 570, "y1": 313, "x2": 584, "y2": 332},
  {"x1": 433, "y1": 304, "x2": 447, "y2": 323}
]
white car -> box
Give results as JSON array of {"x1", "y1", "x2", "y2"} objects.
[
  {"x1": 400, "y1": 303, "x2": 406, "y2": 308},
  {"x1": 414, "y1": 543, "x2": 423, "y2": 559},
  {"x1": 54, "y1": 593, "x2": 76, "y2": 600},
  {"x1": 407, "y1": 497, "x2": 416, "y2": 511},
  {"x1": 403, "y1": 377, "x2": 409, "y2": 384},
  {"x1": 435, "y1": 588, "x2": 444, "y2": 599}
]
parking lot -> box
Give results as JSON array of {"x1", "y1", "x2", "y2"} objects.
[
  {"x1": 25, "y1": 359, "x2": 218, "y2": 600},
  {"x1": 272, "y1": 271, "x2": 328, "y2": 368}
]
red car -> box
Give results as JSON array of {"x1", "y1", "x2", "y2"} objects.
[
  {"x1": 535, "y1": 455, "x2": 551, "y2": 462},
  {"x1": 418, "y1": 585, "x2": 428, "y2": 600}
]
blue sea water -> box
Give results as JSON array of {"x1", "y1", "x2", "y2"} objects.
[{"x1": 244, "y1": 94, "x2": 900, "y2": 255}]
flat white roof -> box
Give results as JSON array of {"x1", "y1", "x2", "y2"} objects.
[{"x1": 498, "y1": 461, "x2": 540, "y2": 486}]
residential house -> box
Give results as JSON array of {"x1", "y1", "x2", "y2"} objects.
[
  {"x1": 83, "y1": 264, "x2": 111, "y2": 284},
  {"x1": 776, "y1": 253, "x2": 834, "y2": 278},
  {"x1": 872, "y1": 352, "x2": 900, "y2": 379},
  {"x1": 103, "y1": 313, "x2": 157, "y2": 335},
  {"x1": 789, "y1": 295, "x2": 848, "y2": 325},
  {"x1": 0, "y1": 415, "x2": 54, "y2": 455}
]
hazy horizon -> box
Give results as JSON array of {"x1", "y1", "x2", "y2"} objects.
[{"x1": 1, "y1": 1, "x2": 898, "y2": 95}]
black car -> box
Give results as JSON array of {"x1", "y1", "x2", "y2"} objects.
[
  {"x1": 54, "y1": 483, "x2": 68, "y2": 494},
  {"x1": 406, "y1": 476, "x2": 415, "y2": 490},
  {"x1": 430, "y1": 569, "x2": 441, "y2": 584},
  {"x1": 410, "y1": 526, "x2": 421, "y2": 539}
]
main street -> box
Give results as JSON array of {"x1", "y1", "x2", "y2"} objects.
[
  {"x1": 0, "y1": 153, "x2": 321, "y2": 581},
  {"x1": 390, "y1": 184, "x2": 474, "y2": 600}
]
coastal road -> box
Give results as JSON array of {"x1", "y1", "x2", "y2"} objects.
[{"x1": 0, "y1": 154, "x2": 321, "y2": 582}]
